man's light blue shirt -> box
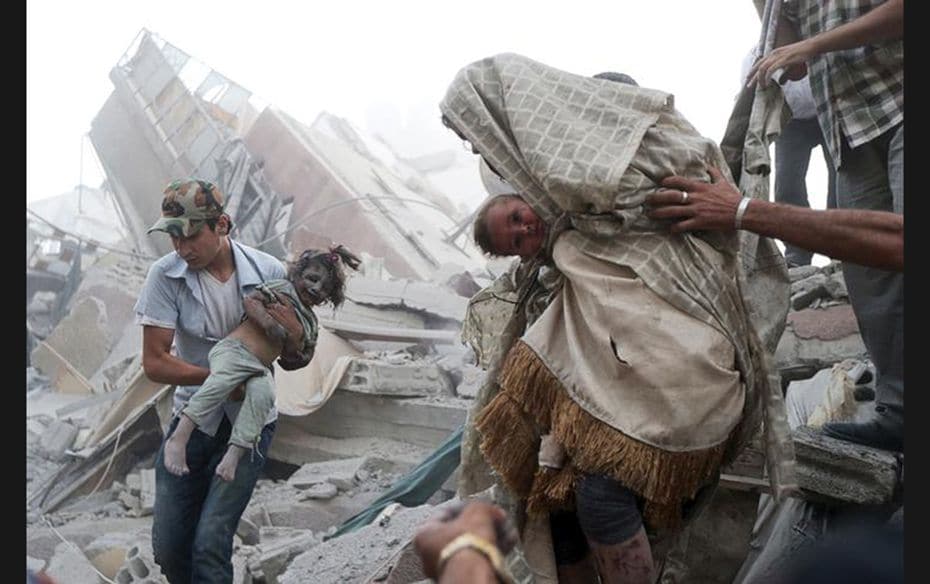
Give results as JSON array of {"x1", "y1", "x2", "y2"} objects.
[{"x1": 134, "y1": 240, "x2": 285, "y2": 435}]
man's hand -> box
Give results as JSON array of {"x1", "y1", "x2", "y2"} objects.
[
  {"x1": 647, "y1": 166, "x2": 743, "y2": 233},
  {"x1": 414, "y1": 501, "x2": 517, "y2": 581},
  {"x1": 746, "y1": 40, "x2": 813, "y2": 88},
  {"x1": 266, "y1": 292, "x2": 303, "y2": 340}
]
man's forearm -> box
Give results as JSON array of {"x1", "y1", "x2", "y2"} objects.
[
  {"x1": 742, "y1": 200, "x2": 904, "y2": 271},
  {"x1": 439, "y1": 549, "x2": 498, "y2": 584},
  {"x1": 143, "y1": 352, "x2": 210, "y2": 386},
  {"x1": 808, "y1": 0, "x2": 903, "y2": 54}
]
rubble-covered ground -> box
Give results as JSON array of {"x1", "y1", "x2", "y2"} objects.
[{"x1": 28, "y1": 256, "x2": 891, "y2": 583}]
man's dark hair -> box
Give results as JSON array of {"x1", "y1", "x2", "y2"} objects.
[
  {"x1": 593, "y1": 71, "x2": 639, "y2": 86},
  {"x1": 204, "y1": 215, "x2": 234, "y2": 233}
]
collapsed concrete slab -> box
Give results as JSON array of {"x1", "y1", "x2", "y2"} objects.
[
  {"x1": 114, "y1": 541, "x2": 167, "y2": 583},
  {"x1": 246, "y1": 530, "x2": 320, "y2": 584},
  {"x1": 45, "y1": 541, "x2": 102, "y2": 584},
  {"x1": 793, "y1": 426, "x2": 901, "y2": 505},
  {"x1": 287, "y1": 457, "x2": 372, "y2": 491},
  {"x1": 39, "y1": 420, "x2": 80, "y2": 461},
  {"x1": 775, "y1": 305, "x2": 867, "y2": 382},
  {"x1": 268, "y1": 432, "x2": 431, "y2": 476},
  {"x1": 273, "y1": 392, "x2": 467, "y2": 462},
  {"x1": 338, "y1": 358, "x2": 453, "y2": 398},
  {"x1": 27, "y1": 517, "x2": 152, "y2": 565},
  {"x1": 31, "y1": 406, "x2": 164, "y2": 513},
  {"x1": 300, "y1": 482, "x2": 338, "y2": 501},
  {"x1": 344, "y1": 278, "x2": 468, "y2": 325},
  {"x1": 30, "y1": 341, "x2": 95, "y2": 395},
  {"x1": 32, "y1": 296, "x2": 111, "y2": 387},
  {"x1": 453, "y1": 364, "x2": 485, "y2": 399},
  {"x1": 84, "y1": 531, "x2": 148, "y2": 581},
  {"x1": 278, "y1": 501, "x2": 453, "y2": 584},
  {"x1": 789, "y1": 273, "x2": 830, "y2": 310},
  {"x1": 246, "y1": 492, "x2": 382, "y2": 534}
]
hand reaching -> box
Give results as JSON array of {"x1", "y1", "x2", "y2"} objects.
[
  {"x1": 647, "y1": 166, "x2": 745, "y2": 233},
  {"x1": 746, "y1": 40, "x2": 813, "y2": 88},
  {"x1": 414, "y1": 500, "x2": 518, "y2": 580}
]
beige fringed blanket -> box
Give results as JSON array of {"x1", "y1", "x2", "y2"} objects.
[
  {"x1": 442, "y1": 53, "x2": 797, "y2": 533},
  {"x1": 477, "y1": 233, "x2": 745, "y2": 528}
]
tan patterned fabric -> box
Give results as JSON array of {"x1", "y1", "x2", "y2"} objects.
[
  {"x1": 445, "y1": 53, "x2": 797, "y2": 510},
  {"x1": 526, "y1": 233, "x2": 744, "y2": 450}
]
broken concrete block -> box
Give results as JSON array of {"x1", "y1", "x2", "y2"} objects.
[
  {"x1": 454, "y1": 365, "x2": 485, "y2": 399},
  {"x1": 288, "y1": 457, "x2": 371, "y2": 491},
  {"x1": 84, "y1": 532, "x2": 142, "y2": 580},
  {"x1": 27, "y1": 291, "x2": 58, "y2": 315},
  {"x1": 338, "y1": 358, "x2": 453, "y2": 397},
  {"x1": 27, "y1": 417, "x2": 49, "y2": 437},
  {"x1": 33, "y1": 296, "x2": 111, "y2": 382},
  {"x1": 232, "y1": 550, "x2": 252, "y2": 584},
  {"x1": 346, "y1": 278, "x2": 468, "y2": 323},
  {"x1": 258, "y1": 526, "x2": 314, "y2": 544},
  {"x1": 27, "y1": 367, "x2": 51, "y2": 393},
  {"x1": 278, "y1": 502, "x2": 457, "y2": 584},
  {"x1": 822, "y1": 260, "x2": 842, "y2": 275},
  {"x1": 45, "y1": 541, "x2": 100, "y2": 584},
  {"x1": 118, "y1": 491, "x2": 141, "y2": 513},
  {"x1": 116, "y1": 543, "x2": 166, "y2": 583},
  {"x1": 30, "y1": 341, "x2": 95, "y2": 395},
  {"x1": 125, "y1": 473, "x2": 141, "y2": 495},
  {"x1": 39, "y1": 420, "x2": 79, "y2": 461},
  {"x1": 823, "y1": 271, "x2": 848, "y2": 299},
  {"x1": 274, "y1": 393, "x2": 468, "y2": 456},
  {"x1": 789, "y1": 273, "x2": 829, "y2": 310},
  {"x1": 794, "y1": 426, "x2": 900, "y2": 504},
  {"x1": 788, "y1": 265, "x2": 820, "y2": 282},
  {"x1": 139, "y1": 469, "x2": 156, "y2": 514},
  {"x1": 237, "y1": 516, "x2": 261, "y2": 546},
  {"x1": 299, "y1": 482, "x2": 338, "y2": 500},
  {"x1": 775, "y1": 306, "x2": 867, "y2": 373},
  {"x1": 247, "y1": 530, "x2": 320, "y2": 583}
]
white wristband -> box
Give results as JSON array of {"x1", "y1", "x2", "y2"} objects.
[{"x1": 734, "y1": 197, "x2": 752, "y2": 230}]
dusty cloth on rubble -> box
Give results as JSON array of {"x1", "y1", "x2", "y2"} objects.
[
  {"x1": 442, "y1": 51, "x2": 795, "y2": 527},
  {"x1": 273, "y1": 328, "x2": 361, "y2": 416}
]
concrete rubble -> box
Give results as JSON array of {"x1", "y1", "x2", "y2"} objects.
[
  {"x1": 775, "y1": 262, "x2": 868, "y2": 386},
  {"x1": 26, "y1": 28, "x2": 901, "y2": 584}
]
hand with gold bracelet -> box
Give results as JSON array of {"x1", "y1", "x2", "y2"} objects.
[{"x1": 414, "y1": 500, "x2": 518, "y2": 583}]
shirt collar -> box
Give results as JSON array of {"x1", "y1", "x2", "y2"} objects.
[{"x1": 162, "y1": 239, "x2": 263, "y2": 293}]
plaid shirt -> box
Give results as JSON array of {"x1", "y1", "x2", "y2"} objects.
[{"x1": 784, "y1": 0, "x2": 903, "y2": 167}]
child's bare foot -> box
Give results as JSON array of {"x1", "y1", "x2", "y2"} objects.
[
  {"x1": 163, "y1": 435, "x2": 189, "y2": 476},
  {"x1": 216, "y1": 445, "x2": 247, "y2": 482},
  {"x1": 163, "y1": 415, "x2": 196, "y2": 476}
]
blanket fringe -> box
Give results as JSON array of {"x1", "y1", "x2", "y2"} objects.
[{"x1": 476, "y1": 340, "x2": 730, "y2": 530}]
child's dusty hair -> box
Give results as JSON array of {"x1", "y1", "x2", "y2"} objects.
[
  {"x1": 472, "y1": 194, "x2": 524, "y2": 257},
  {"x1": 288, "y1": 244, "x2": 362, "y2": 308}
]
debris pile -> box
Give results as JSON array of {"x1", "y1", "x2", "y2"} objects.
[{"x1": 25, "y1": 27, "x2": 900, "y2": 584}]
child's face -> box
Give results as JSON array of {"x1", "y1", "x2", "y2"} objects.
[
  {"x1": 293, "y1": 262, "x2": 332, "y2": 307},
  {"x1": 486, "y1": 197, "x2": 547, "y2": 259}
]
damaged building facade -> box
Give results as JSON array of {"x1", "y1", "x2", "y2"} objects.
[{"x1": 27, "y1": 28, "x2": 902, "y2": 584}]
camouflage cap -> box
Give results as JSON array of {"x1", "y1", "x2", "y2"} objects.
[{"x1": 147, "y1": 178, "x2": 226, "y2": 237}]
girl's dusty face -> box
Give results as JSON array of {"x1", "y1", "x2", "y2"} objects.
[
  {"x1": 486, "y1": 197, "x2": 547, "y2": 260},
  {"x1": 294, "y1": 262, "x2": 332, "y2": 307}
]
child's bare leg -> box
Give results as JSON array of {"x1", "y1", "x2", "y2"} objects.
[
  {"x1": 215, "y1": 444, "x2": 247, "y2": 482},
  {"x1": 163, "y1": 415, "x2": 196, "y2": 476}
]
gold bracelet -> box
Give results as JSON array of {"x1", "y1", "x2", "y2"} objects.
[{"x1": 438, "y1": 533, "x2": 514, "y2": 584}]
